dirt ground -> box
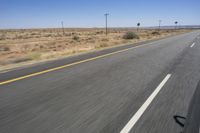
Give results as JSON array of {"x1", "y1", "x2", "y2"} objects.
[{"x1": 0, "y1": 28, "x2": 192, "y2": 71}]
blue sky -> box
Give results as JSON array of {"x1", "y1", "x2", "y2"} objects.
[{"x1": 0, "y1": 0, "x2": 199, "y2": 29}]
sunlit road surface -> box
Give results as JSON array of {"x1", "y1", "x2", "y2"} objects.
[{"x1": 0, "y1": 31, "x2": 200, "y2": 133}]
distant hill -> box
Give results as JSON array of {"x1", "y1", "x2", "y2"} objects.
[{"x1": 145, "y1": 25, "x2": 200, "y2": 29}]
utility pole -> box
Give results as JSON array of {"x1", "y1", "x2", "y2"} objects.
[
  {"x1": 158, "y1": 20, "x2": 162, "y2": 31},
  {"x1": 104, "y1": 13, "x2": 109, "y2": 36},
  {"x1": 61, "y1": 21, "x2": 65, "y2": 35}
]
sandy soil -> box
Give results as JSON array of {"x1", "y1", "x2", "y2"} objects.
[{"x1": 0, "y1": 28, "x2": 191, "y2": 71}]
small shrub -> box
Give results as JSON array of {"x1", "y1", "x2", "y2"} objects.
[
  {"x1": 35, "y1": 35, "x2": 41, "y2": 38},
  {"x1": 99, "y1": 43, "x2": 108, "y2": 47},
  {"x1": 86, "y1": 37, "x2": 93, "y2": 41},
  {"x1": 0, "y1": 45, "x2": 10, "y2": 51},
  {"x1": 22, "y1": 35, "x2": 31, "y2": 39},
  {"x1": 45, "y1": 42, "x2": 56, "y2": 50},
  {"x1": 96, "y1": 31, "x2": 104, "y2": 34},
  {"x1": 55, "y1": 33, "x2": 62, "y2": 37},
  {"x1": 30, "y1": 32, "x2": 37, "y2": 36},
  {"x1": 44, "y1": 34, "x2": 52, "y2": 37},
  {"x1": 11, "y1": 57, "x2": 32, "y2": 63},
  {"x1": 4, "y1": 47, "x2": 10, "y2": 51},
  {"x1": 64, "y1": 33, "x2": 72, "y2": 36},
  {"x1": 72, "y1": 36, "x2": 79, "y2": 41},
  {"x1": 123, "y1": 32, "x2": 139, "y2": 39},
  {"x1": 39, "y1": 45, "x2": 44, "y2": 49},
  {"x1": 16, "y1": 35, "x2": 24, "y2": 39},
  {"x1": 29, "y1": 52, "x2": 41, "y2": 60},
  {"x1": 95, "y1": 43, "x2": 108, "y2": 48},
  {"x1": 151, "y1": 31, "x2": 160, "y2": 35},
  {"x1": 0, "y1": 34, "x2": 6, "y2": 40},
  {"x1": 101, "y1": 38, "x2": 109, "y2": 42}
]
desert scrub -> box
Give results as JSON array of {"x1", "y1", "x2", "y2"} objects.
[
  {"x1": 16, "y1": 35, "x2": 24, "y2": 39},
  {"x1": 0, "y1": 45, "x2": 10, "y2": 51},
  {"x1": 30, "y1": 32, "x2": 38, "y2": 36},
  {"x1": 96, "y1": 31, "x2": 104, "y2": 34},
  {"x1": 123, "y1": 32, "x2": 139, "y2": 39},
  {"x1": 64, "y1": 33, "x2": 72, "y2": 36},
  {"x1": 99, "y1": 43, "x2": 108, "y2": 48},
  {"x1": 95, "y1": 43, "x2": 108, "y2": 48},
  {"x1": 28, "y1": 52, "x2": 41, "y2": 60},
  {"x1": 72, "y1": 36, "x2": 80, "y2": 41},
  {"x1": 44, "y1": 34, "x2": 53, "y2": 37},
  {"x1": 0, "y1": 33, "x2": 6, "y2": 40},
  {"x1": 151, "y1": 31, "x2": 160, "y2": 35},
  {"x1": 101, "y1": 38, "x2": 109, "y2": 42},
  {"x1": 11, "y1": 57, "x2": 32, "y2": 64}
]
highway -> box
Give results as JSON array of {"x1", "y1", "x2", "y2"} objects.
[{"x1": 0, "y1": 31, "x2": 200, "y2": 133}]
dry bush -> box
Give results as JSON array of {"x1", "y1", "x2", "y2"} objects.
[
  {"x1": 0, "y1": 45, "x2": 10, "y2": 51},
  {"x1": 16, "y1": 35, "x2": 24, "y2": 39},
  {"x1": 45, "y1": 41, "x2": 57, "y2": 48},
  {"x1": 101, "y1": 38, "x2": 109, "y2": 42},
  {"x1": 100, "y1": 43, "x2": 109, "y2": 47},
  {"x1": 151, "y1": 31, "x2": 160, "y2": 35},
  {"x1": 0, "y1": 34, "x2": 6, "y2": 40},
  {"x1": 96, "y1": 31, "x2": 104, "y2": 34},
  {"x1": 44, "y1": 34, "x2": 52, "y2": 37},
  {"x1": 11, "y1": 57, "x2": 32, "y2": 63},
  {"x1": 72, "y1": 36, "x2": 80, "y2": 41},
  {"x1": 123, "y1": 32, "x2": 139, "y2": 39},
  {"x1": 64, "y1": 33, "x2": 72, "y2": 36},
  {"x1": 30, "y1": 32, "x2": 38, "y2": 36}
]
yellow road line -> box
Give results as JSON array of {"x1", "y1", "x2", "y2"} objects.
[{"x1": 0, "y1": 43, "x2": 150, "y2": 85}]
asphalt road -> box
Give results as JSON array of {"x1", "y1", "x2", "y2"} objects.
[
  {"x1": 183, "y1": 80, "x2": 200, "y2": 133},
  {"x1": 0, "y1": 31, "x2": 200, "y2": 133}
]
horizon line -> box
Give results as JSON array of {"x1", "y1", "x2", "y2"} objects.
[{"x1": 0, "y1": 25, "x2": 200, "y2": 30}]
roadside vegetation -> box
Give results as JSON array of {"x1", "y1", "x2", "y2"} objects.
[
  {"x1": 123, "y1": 32, "x2": 139, "y2": 39},
  {"x1": 0, "y1": 28, "x2": 191, "y2": 71}
]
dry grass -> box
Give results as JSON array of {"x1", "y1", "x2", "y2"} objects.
[{"x1": 0, "y1": 28, "x2": 192, "y2": 70}]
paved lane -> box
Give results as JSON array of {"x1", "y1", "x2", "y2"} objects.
[{"x1": 130, "y1": 32, "x2": 200, "y2": 133}]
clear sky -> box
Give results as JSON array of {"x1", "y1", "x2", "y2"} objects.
[{"x1": 0, "y1": 0, "x2": 199, "y2": 29}]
